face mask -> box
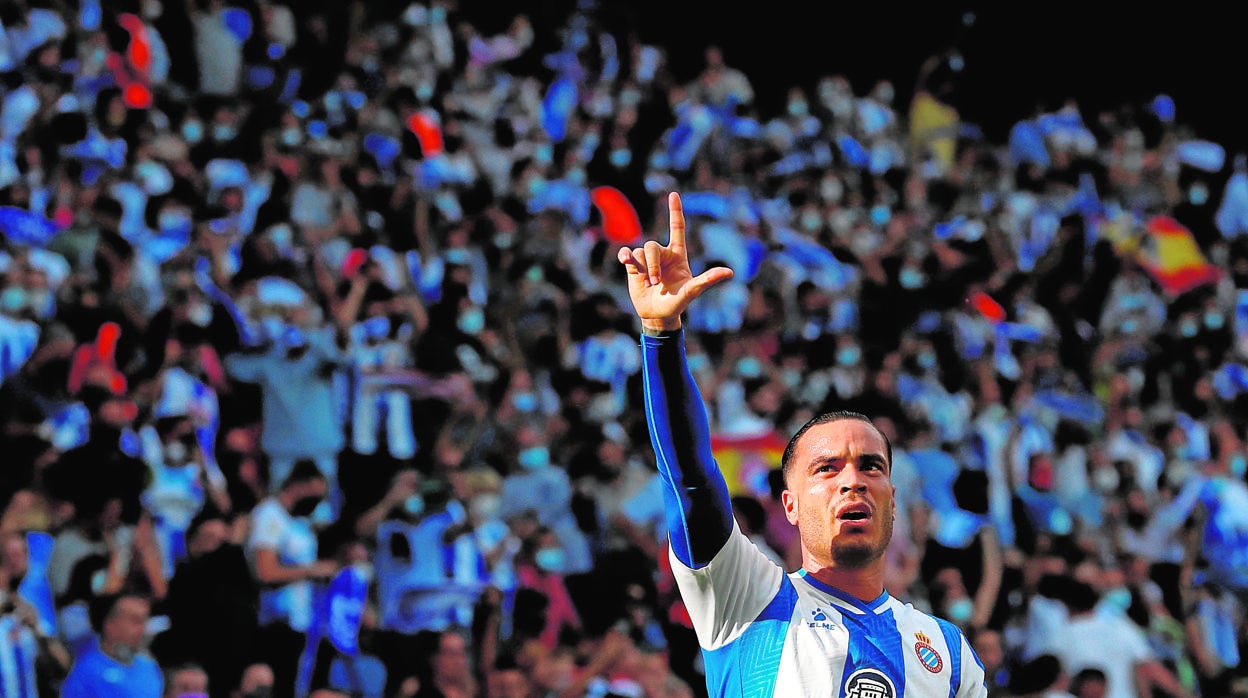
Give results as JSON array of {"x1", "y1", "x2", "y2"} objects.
[
  {"x1": 619, "y1": 88, "x2": 641, "y2": 108},
  {"x1": 535, "y1": 547, "x2": 565, "y2": 573},
  {"x1": 188, "y1": 302, "x2": 212, "y2": 327},
  {"x1": 1179, "y1": 318, "x2": 1198, "y2": 338},
  {"x1": 1103, "y1": 586, "x2": 1132, "y2": 612},
  {"x1": 212, "y1": 124, "x2": 237, "y2": 142},
  {"x1": 1125, "y1": 509, "x2": 1147, "y2": 530},
  {"x1": 243, "y1": 688, "x2": 274, "y2": 698},
  {"x1": 470, "y1": 493, "x2": 501, "y2": 522},
  {"x1": 511, "y1": 392, "x2": 538, "y2": 413},
  {"x1": 787, "y1": 99, "x2": 808, "y2": 118},
  {"x1": 518, "y1": 445, "x2": 549, "y2": 471},
  {"x1": 609, "y1": 148, "x2": 631, "y2": 168},
  {"x1": 404, "y1": 494, "x2": 424, "y2": 516},
  {"x1": 820, "y1": 177, "x2": 844, "y2": 203},
  {"x1": 457, "y1": 306, "x2": 484, "y2": 335},
  {"x1": 566, "y1": 168, "x2": 586, "y2": 186},
  {"x1": 870, "y1": 204, "x2": 891, "y2": 226},
  {"x1": 1189, "y1": 184, "x2": 1209, "y2": 206},
  {"x1": 917, "y1": 351, "x2": 937, "y2": 370},
  {"x1": 946, "y1": 597, "x2": 973, "y2": 624},
  {"x1": 586, "y1": 392, "x2": 623, "y2": 422},
  {"x1": 182, "y1": 120, "x2": 203, "y2": 144},
  {"x1": 290, "y1": 495, "x2": 323, "y2": 518},
  {"x1": 1092, "y1": 467, "x2": 1119, "y2": 494},
  {"x1": 534, "y1": 144, "x2": 553, "y2": 166},
  {"x1": 1, "y1": 287, "x2": 26, "y2": 314},
  {"x1": 899, "y1": 266, "x2": 924, "y2": 290},
  {"x1": 352, "y1": 561, "x2": 374, "y2": 584},
  {"x1": 1232, "y1": 454, "x2": 1247, "y2": 478},
  {"x1": 736, "y1": 356, "x2": 763, "y2": 378},
  {"x1": 164, "y1": 440, "x2": 188, "y2": 465},
  {"x1": 800, "y1": 210, "x2": 822, "y2": 232},
  {"x1": 526, "y1": 176, "x2": 547, "y2": 197},
  {"x1": 837, "y1": 345, "x2": 861, "y2": 367},
  {"x1": 1205, "y1": 310, "x2": 1225, "y2": 330}
]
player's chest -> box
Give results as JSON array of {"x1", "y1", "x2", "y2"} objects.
[{"x1": 781, "y1": 600, "x2": 956, "y2": 696}]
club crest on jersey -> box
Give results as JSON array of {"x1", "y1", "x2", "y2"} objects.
[
  {"x1": 843, "y1": 668, "x2": 896, "y2": 698},
  {"x1": 914, "y1": 632, "x2": 943, "y2": 673},
  {"x1": 807, "y1": 607, "x2": 836, "y2": 629}
]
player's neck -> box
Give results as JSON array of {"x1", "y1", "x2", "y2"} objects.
[{"x1": 802, "y1": 559, "x2": 886, "y2": 604}]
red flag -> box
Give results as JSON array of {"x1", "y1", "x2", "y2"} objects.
[
  {"x1": 590, "y1": 186, "x2": 643, "y2": 245},
  {"x1": 969, "y1": 291, "x2": 1006, "y2": 323}
]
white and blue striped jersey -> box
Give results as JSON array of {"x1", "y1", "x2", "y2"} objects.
[
  {"x1": 673, "y1": 522, "x2": 986, "y2": 697},
  {"x1": 642, "y1": 330, "x2": 987, "y2": 698}
]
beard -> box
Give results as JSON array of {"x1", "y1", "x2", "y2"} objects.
[{"x1": 829, "y1": 513, "x2": 894, "y2": 569}]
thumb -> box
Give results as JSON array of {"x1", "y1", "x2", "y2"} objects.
[{"x1": 681, "y1": 266, "x2": 734, "y2": 303}]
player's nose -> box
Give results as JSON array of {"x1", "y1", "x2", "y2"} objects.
[{"x1": 837, "y1": 463, "x2": 869, "y2": 493}]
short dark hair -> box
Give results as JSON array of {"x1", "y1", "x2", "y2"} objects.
[{"x1": 781, "y1": 410, "x2": 893, "y2": 482}]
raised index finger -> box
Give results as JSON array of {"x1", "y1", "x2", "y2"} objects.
[{"x1": 667, "y1": 191, "x2": 686, "y2": 250}]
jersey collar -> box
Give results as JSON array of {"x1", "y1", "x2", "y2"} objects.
[{"x1": 797, "y1": 569, "x2": 890, "y2": 614}]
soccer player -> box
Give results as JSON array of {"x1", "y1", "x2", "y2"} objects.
[{"x1": 616, "y1": 192, "x2": 987, "y2": 697}]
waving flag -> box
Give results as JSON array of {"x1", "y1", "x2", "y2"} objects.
[
  {"x1": 711, "y1": 431, "x2": 787, "y2": 497},
  {"x1": 0, "y1": 207, "x2": 61, "y2": 247},
  {"x1": 296, "y1": 565, "x2": 371, "y2": 697},
  {"x1": 541, "y1": 76, "x2": 578, "y2": 143},
  {"x1": 17, "y1": 531, "x2": 57, "y2": 637},
  {"x1": 589, "y1": 186, "x2": 642, "y2": 245},
  {"x1": 1137, "y1": 216, "x2": 1220, "y2": 295}
]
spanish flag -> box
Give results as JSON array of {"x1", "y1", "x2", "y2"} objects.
[
  {"x1": 1137, "y1": 215, "x2": 1221, "y2": 296},
  {"x1": 711, "y1": 431, "x2": 787, "y2": 496}
]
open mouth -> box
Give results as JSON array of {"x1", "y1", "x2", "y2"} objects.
[{"x1": 836, "y1": 503, "x2": 873, "y2": 522}]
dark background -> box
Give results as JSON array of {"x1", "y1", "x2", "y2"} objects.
[{"x1": 465, "y1": 1, "x2": 1248, "y2": 154}]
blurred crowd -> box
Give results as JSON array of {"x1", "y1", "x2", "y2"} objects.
[{"x1": 3, "y1": 0, "x2": 1248, "y2": 697}]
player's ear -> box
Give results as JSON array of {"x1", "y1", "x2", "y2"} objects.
[{"x1": 782, "y1": 489, "x2": 798, "y2": 525}]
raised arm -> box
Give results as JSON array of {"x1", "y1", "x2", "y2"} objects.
[{"x1": 617, "y1": 192, "x2": 735, "y2": 568}]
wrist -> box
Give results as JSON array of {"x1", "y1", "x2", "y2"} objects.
[{"x1": 640, "y1": 320, "x2": 681, "y2": 336}]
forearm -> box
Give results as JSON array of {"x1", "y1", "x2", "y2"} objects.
[{"x1": 641, "y1": 328, "x2": 733, "y2": 568}]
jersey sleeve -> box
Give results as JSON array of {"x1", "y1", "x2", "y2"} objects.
[
  {"x1": 640, "y1": 329, "x2": 734, "y2": 568},
  {"x1": 669, "y1": 520, "x2": 786, "y2": 650},
  {"x1": 248, "y1": 501, "x2": 284, "y2": 551},
  {"x1": 955, "y1": 631, "x2": 989, "y2": 698}
]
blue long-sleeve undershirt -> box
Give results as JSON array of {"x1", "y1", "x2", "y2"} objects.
[{"x1": 641, "y1": 329, "x2": 734, "y2": 568}]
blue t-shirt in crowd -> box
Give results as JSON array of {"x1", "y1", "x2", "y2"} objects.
[{"x1": 59, "y1": 641, "x2": 163, "y2": 698}]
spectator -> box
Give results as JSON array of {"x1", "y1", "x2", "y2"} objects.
[
  {"x1": 224, "y1": 318, "x2": 347, "y2": 515},
  {"x1": 152, "y1": 510, "x2": 258, "y2": 698},
  {"x1": 164, "y1": 661, "x2": 210, "y2": 698},
  {"x1": 1034, "y1": 578, "x2": 1192, "y2": 698},
  {"x1": 230, "y1": 662, "x2": 275, "y2": 698},
  {"x1": 245, "y1": 460, "x2": 339, "y2": 698},
  {"x1": 60, "y1": 591, "x2": 163, "y2": 697}
]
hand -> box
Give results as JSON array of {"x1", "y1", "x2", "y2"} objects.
[
  {"x1": 306, "y1": 560, "x2": 339, "y2": 580},
  {"x1": 616, "y1": 192, "x2": 733, "y2": 333}
]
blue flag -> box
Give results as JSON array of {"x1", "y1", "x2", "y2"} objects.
[
  {"x1": 296, "y1": 566, "x2": 371, "y2": 697},
  {"x1": 0, "y1": 207, "x2": 60, "y2": 247},
  {"x1": 541, "y1": 76, "x2": 578, "y2": 143},
  {"x1": 18, "y1": 531, "x2": 57, "y2": 637}
]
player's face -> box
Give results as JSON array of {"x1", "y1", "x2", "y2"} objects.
[{"x1": 782, "y1": 419, "x2": 895, "y2": 570}]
